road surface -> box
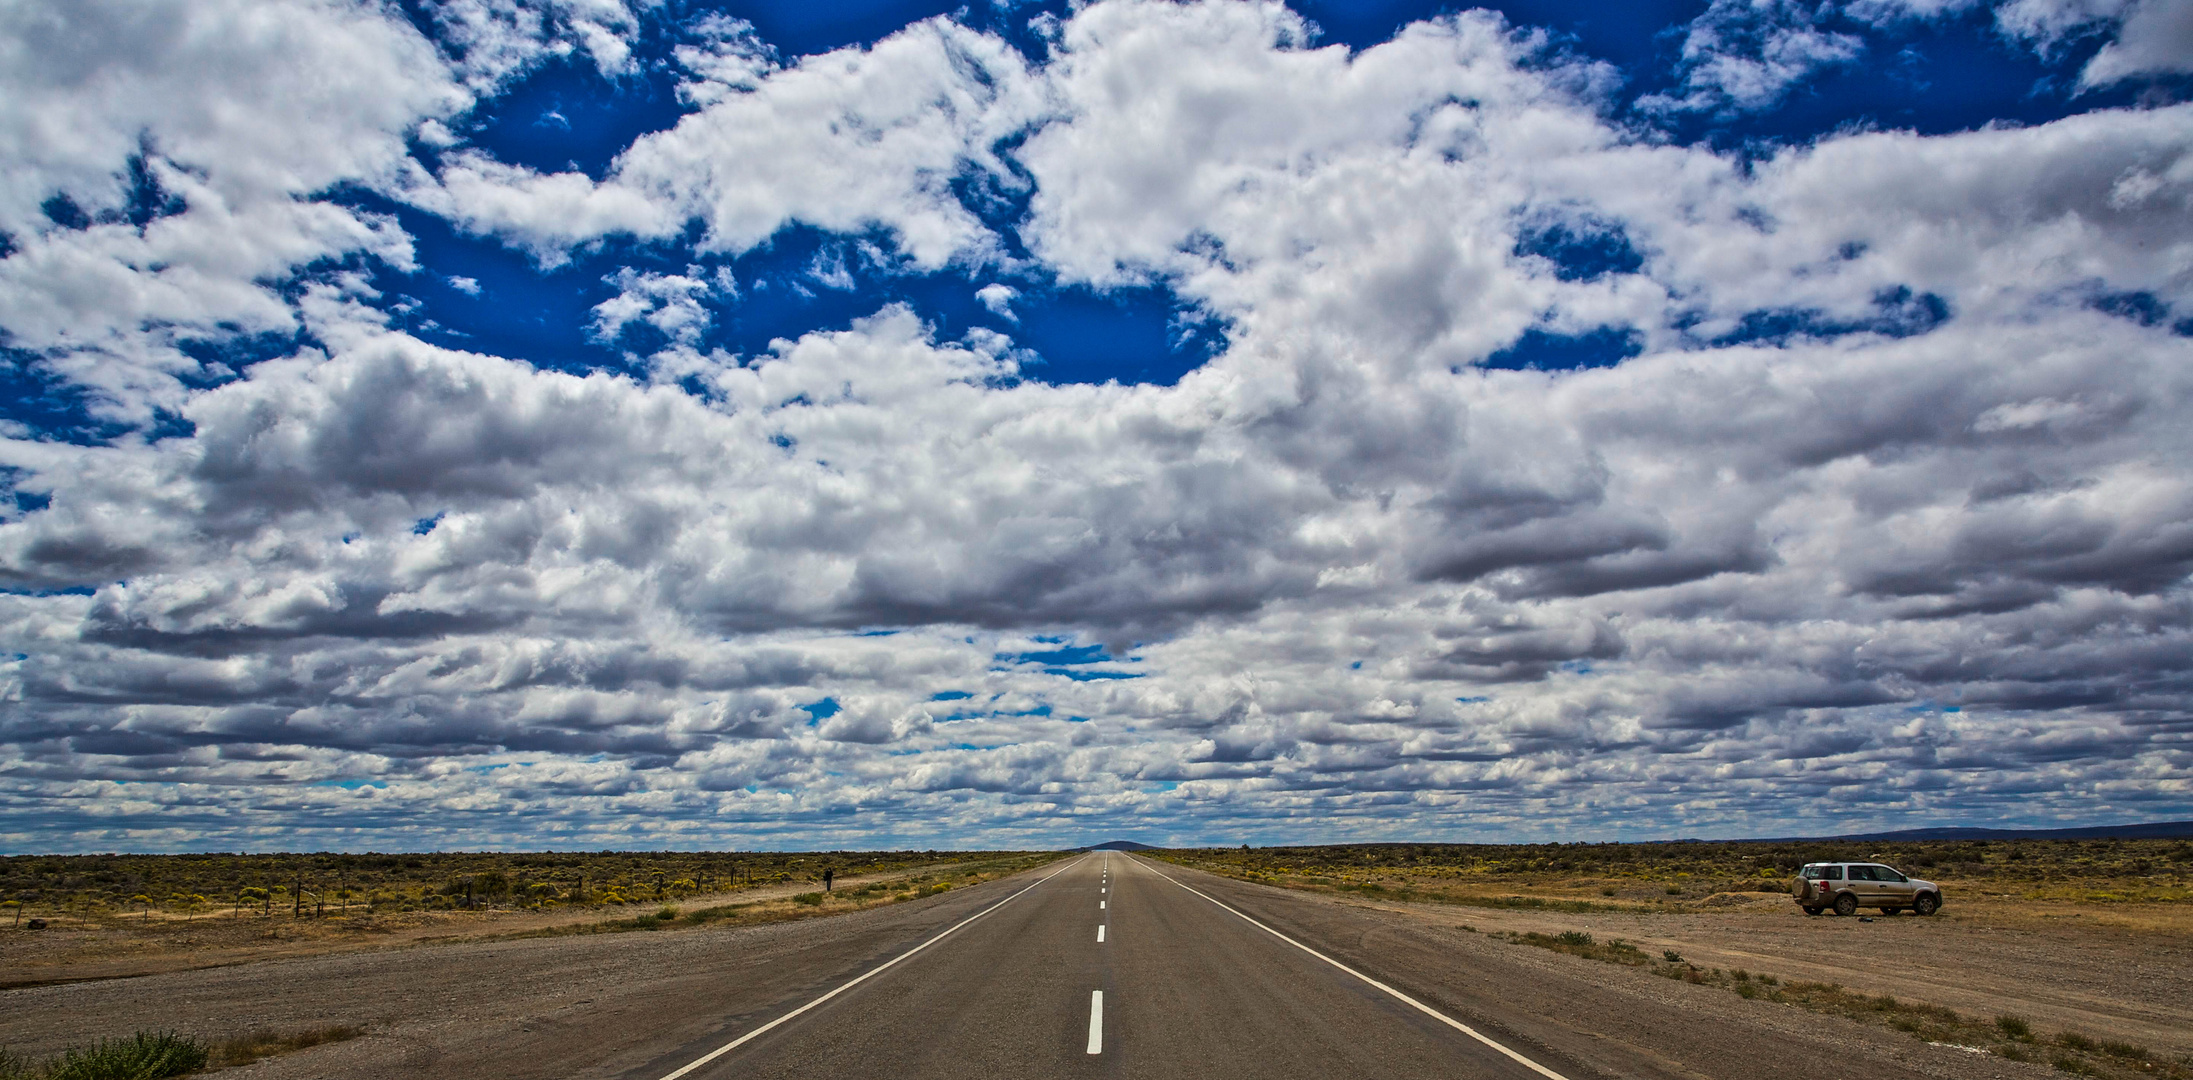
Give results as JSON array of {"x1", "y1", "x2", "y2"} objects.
[
  {"x1": 0, "y1": 853, "x2": 2048, "y2": 1080},
  {"x1": 634, "y1": 851, "x2": 1571, "y2": 1080}
]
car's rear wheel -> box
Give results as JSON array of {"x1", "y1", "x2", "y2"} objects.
[
  {"x1": 1913, "y1": 893, "x2": 1939, "y2": 916},
  {"x1": 1833, "y1": 893, "x2": 1858, "y2": 917}
]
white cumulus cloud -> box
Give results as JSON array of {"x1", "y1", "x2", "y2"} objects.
[{"x1": 0, "y1": 0, "x2": 2189, "y2": 850}]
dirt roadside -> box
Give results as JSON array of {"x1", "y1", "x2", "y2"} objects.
[
  {"x1": 1319, "y1": 891, "x2": 2193, "y2": 1057},
  {"x1": 0, "y1": 858, "x2": 1004, "y2": 991}
]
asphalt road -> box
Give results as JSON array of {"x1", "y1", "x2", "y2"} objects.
[
  {"x1": 630, "y1": 852, "x2": 1574, "y2": 1080},
  {"x1": 0, "y1": 854, "x2": 2053, "y2": 1080}
]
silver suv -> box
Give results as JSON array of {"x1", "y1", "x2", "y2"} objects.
[{"x1": 1794, "y1": 862, "x2": 1943, "y2": 917}]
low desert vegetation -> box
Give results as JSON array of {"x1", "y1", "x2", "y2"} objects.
[
  {"x1": 207, "y1": 1026, "x2": 365, "y2": 1068},
  {"x1": 0, "y1": 1031, "x2": 206, "y2": 1080},
  {"x1": 0, "y1": 1026, "x2": 364, "y2": 1079},
  {"x1": 2, "y1": 849, "x2": 1064, "y2": 991},
  {"x1": 1151, "y1": 838, "x2": 2193, "y2": 911},
  {"x1": 1500, "y1": 930, "x2": 2192, "y2": 1080},
  {"x1": 484, "y1": 854, "x2": 1043, "y2": 943},
  {"x1": 0, "y1": 849, "x2": 1045, "y2": 925}
]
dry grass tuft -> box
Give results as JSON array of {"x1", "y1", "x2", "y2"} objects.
[{"x1": 211, "y1": 1025, "x2": 366, "y2": 1067}]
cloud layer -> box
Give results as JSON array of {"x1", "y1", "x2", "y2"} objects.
[{"x1": 0, "y1": 0, "x2": 2189, "y2": 851}]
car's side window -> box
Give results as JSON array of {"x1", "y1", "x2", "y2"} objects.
[
  {"x1": 1874, "y1": 866, "x2": 1906, "y2": 882},
  {"x1": 1845, "y1": 865, "x2": 1874, "y2": 881},
  {"x1": 1821, "y1": 866, "x2": 1844, "y2": 880}
]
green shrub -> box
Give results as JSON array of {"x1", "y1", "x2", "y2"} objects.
[
  {"x1": 0, "y1": 1048, "x2": 36, "y2": 1080},
  {"x1": 42, "y1": 1031, "x2": 207, "y2": 1080},
  {"x1": 2050, "y1": 1054, "x2": 2097, "y2": 1076},
  {"x1": 792, "y1": 892, "x2": 824, "y2": 906},
  {"x1": 1997, "y1": 1016, "x2": 2033, "y2": 1040},
  {"x1": 1, "y1": 1027, "x2": 366, "y2": 1078},
  {"x1": 1553, "y1": 931, "x2": 1593, "y2": 946}
]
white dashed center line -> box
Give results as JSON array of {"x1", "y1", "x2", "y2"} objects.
[
  {"x1": 1086, "y1": 991, "x2": 1104, "y2": 1055},
  {"x1": 1097, "y1": 924, "x2": 1106, "y2": 942}
]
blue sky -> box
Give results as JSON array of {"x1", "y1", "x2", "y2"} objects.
[{"x1": 0, "y1": 0, "x2": 2189, "y2": 852}]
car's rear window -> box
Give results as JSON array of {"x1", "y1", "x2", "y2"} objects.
[{"x1": 1802, "y1": 865, "x2": 1843, "y2": 879}]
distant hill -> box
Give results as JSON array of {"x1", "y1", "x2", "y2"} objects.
[{"x1": 1078, "y1": 840, "x2": 1157, "y2": 851}]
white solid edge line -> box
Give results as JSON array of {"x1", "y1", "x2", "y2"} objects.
[
  {"x1": 1087, "y1": 990, "x2": 1104, "y2": 1055},
  {"x1": 1136, "y1": 859, "x2": 1573, "y2": 1080},
  {"x1": 655, "y1": 855, "x2": 1087, "y2": 1080}
]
